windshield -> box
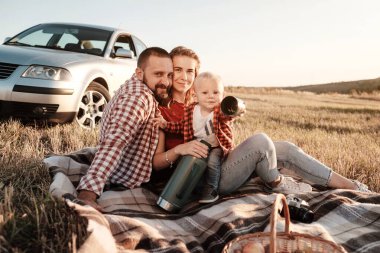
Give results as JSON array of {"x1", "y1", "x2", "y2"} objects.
[{"x1": 5, "y1": 24, "x2": 113, "y2": 56}]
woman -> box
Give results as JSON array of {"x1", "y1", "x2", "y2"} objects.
[
  {"x1": 152, "y1": 46, "x2": 370, "y2": 194},
  {"x1": 150, "y1": 46, "x2": 207, "y2": 187}
]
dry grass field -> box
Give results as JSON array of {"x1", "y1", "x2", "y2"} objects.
[
  {"x1": 228, "y1": 88, "x2": 380, "y2": 187},
  {"x1": 0, "y1": 89, "x2": 379, "y2": 252}
]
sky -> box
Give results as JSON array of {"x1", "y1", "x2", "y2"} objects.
[{"x1": 1, "y1": 0, "x2": 380, "y2": 87}]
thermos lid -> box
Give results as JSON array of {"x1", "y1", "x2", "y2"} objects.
[
  {"x1": 221, "y1": 96, "x2": 245, "y2": 116},
  {"x1": 221, "y1": 96, "x2": 239, "y2": 115}
]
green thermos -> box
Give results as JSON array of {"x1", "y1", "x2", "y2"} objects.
[{"x1": 157, "y1": 140, "x2": 211, "y2": 212}]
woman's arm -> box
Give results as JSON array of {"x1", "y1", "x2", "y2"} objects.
[
  {"x1": 152, "y1": 130, "x2": 209, "y2": 171},
  {"x1": 152, "y1": 130, "x2": 178, "y2": 170}
]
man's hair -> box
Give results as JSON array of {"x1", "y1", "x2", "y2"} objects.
[{"x1": 137, "y1": 47, "x2": 171, "y2": 69}]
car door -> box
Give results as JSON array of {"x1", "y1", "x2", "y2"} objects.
[{"x1": 106, "y1": 34, "x2": 137, "y2": 95}]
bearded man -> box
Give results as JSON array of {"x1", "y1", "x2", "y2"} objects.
[{"x1": 77, "y1": 47, "x2": 173, "y2": 210}]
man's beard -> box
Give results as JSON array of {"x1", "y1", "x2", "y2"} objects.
[
  {"x1": 155, "y1": 84, "x2": 170, "y2": 105},
  {"x1": 143, "y1": 75, "x2": 170, "y2": 104}
]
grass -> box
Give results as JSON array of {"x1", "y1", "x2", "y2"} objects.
[
  {"x1": 0, "y1": 123, "x2": 97, "y2": 253},
  {"x1": 1, "y1": 90, "x2": 379, "y2": 252}
]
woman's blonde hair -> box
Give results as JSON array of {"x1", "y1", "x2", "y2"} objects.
[{"x1": 166, "y1": 46, "x2": 200, "y2": 106}]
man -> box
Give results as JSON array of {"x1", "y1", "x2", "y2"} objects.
[{"x1": 77, "y1": 47, "x2": 173, "y2": 210}]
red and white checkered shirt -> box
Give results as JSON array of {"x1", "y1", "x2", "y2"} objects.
[
  {"x1": 77, "y1": 74, "x2": 160, "y2": 196},
  {"x1": 165, "y1": 103, "x2": 235, "y2": 156}
]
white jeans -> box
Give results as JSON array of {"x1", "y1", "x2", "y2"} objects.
[{"x1": 219, "y1": 133, "x2": 332, "y2": 194}]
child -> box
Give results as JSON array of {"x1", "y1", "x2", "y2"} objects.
[{"x1": 159, "y1": 72, "x2": 242, "y2": 203}]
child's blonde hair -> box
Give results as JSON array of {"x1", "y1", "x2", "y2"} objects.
[{"x1": 194, "y1": 72, "x2": 223, "y2": 91}]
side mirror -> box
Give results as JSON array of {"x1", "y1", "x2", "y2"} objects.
[{"x1": 114, "y1": 48, "x2": 134, "y2": 59}]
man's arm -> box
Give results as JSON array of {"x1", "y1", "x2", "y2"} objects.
[
  {"x1": 77, "y1": 190, "x2": 102, "y2": 211},
  {"x1": 77, "y1": 92, "x2": 149, "y2": 197}
]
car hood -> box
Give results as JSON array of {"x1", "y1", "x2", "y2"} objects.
[{"x1": 0, "y1": 44, "x2": 101, "y2": 67}]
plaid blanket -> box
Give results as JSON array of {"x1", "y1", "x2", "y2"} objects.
[{"x1": 44, "y1": 148, "x2": 380, "y2": 253}]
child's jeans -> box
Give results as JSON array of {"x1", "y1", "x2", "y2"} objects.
[{"x1": 206, "y1": 147, "x2": 223, "y2": 191}]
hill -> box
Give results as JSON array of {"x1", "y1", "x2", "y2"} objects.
[{"x1": 282, "y1": 77, "x2": 380, "y2": 94}]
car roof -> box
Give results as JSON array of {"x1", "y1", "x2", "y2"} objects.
[{"x1": 36, "y1": 22, "x2": 131, "y2": 35}]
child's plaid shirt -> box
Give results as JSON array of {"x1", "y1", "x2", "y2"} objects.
[{"x1": 165, "y1": 102, "x2": 235, "y2": 156}]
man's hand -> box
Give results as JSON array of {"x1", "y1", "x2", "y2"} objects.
[{"x1": 77, "y1": 190, "x2": 103, "y2": 212}]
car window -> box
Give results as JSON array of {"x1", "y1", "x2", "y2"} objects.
[
  {"x1": 89, "y1": 41, "x2": 107, "y2": 51},
  {"x1": 57, "y1": 33, "x2": 79, "y2": 48},
  {"x1": 132, "y1": 36, "x2": 147, "y2": 57},
  {"x1": 113, "y1": 35, "x2": 135, "y2": 57},
  {"x1": 17, "y1": 30, "x2": 53, "y2": 47},
  {"x1": 6, "y1": 24, "x2": 112, "y2": 56}
]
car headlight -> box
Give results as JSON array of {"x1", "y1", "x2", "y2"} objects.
[{"x1": 22, "y1": 65, "x2": 71, "y2": 81}]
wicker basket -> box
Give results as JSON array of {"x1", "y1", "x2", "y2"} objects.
[{"x1": 222, "y1": 194, "x2": 347, "y2": 253}]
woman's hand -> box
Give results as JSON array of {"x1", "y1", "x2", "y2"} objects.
[
  {"x1": 152, "y1": 131, "x2": 209, "y2": 170},
  {"x1": 175, "y1": 140, "x2": 209, "y2": 158}
]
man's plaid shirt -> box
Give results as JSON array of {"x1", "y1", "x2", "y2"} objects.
[
  {"x1": 165, "y1": 103, "x2": 235, "y2": 156},
  {"x1": 77, "y1": 74, "x2": 160, "y2": 196}
]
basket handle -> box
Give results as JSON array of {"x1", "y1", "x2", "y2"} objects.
[{"x1": 269, "y1": 194, "x2": 290, "y2": 253}]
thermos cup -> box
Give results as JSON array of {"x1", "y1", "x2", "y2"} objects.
[
  {"x1": 157, "y1": 140, "x2": 211, "y2": 212},
  {"x1": 220, "y1": 96, "x2": 246, "y2": 116}
]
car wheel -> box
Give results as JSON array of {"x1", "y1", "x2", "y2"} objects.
[{"x1": 76, "y1": 81, "x2": 111, "y2": 129}]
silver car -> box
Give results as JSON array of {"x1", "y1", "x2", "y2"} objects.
[{"x1": 0, "y1": 22, "x2": 147, "y2": 128}]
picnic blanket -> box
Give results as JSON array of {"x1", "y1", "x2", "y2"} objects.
[{"x1": 43, "y1": 147, "x2": 380, "y2": 253}]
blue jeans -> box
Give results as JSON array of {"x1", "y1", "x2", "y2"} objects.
[
  {"x1": 219, "y1": 133, "x2": 332, "y2": 195},
  {"x1": 205, "y1": 147, "x2": 223, "y2": 191}
]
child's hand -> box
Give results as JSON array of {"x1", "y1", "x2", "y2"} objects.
[{"x1": 153, "y1": 116, "x2": 167, "y2": 129}]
